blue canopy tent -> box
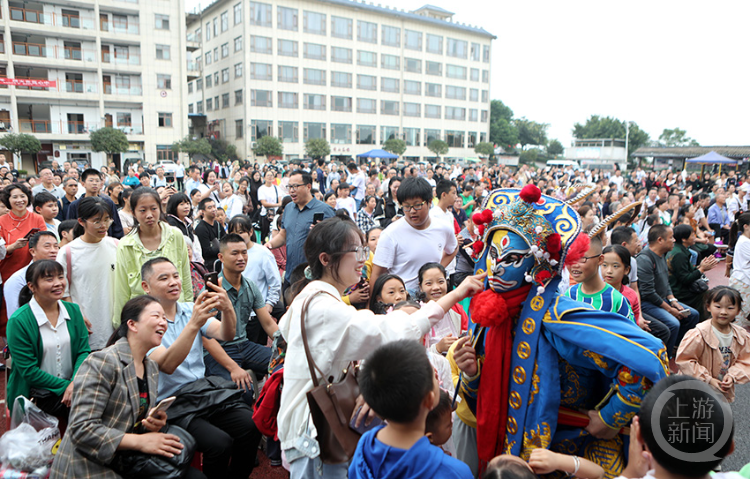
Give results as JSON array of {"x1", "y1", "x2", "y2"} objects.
[
  {"x1": 356, "y1": 149, "x2": 399, "y2": 160},
  {"x1": 685, "y1": 150, "x2": 737, "y2": 174}
]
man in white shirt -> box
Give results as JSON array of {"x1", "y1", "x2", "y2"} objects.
[
  {"x1": 372, "y1": 177, "x2": 458, "y2": 293},
  {"x1": 4, "y1": 231, "x2": 59, "y2": 318},
  {"x1": 430, "y1": 179, "x2": 459, "y2": 274},
  {"x1": 326, "y1": 162, "x2": 341, "y2": 191},
  {"x1": 611, "y1": 169, "x2": 624, "y2": 192},
  {"x1": 347, "y1": 162, "x2": 366, "y2": 210},
  {"x1": 183, "y1": 166, "x2": 203, "y2": 194},
  {"x1": 32, "y1": 168, "x2": 65, "y2": 200}
]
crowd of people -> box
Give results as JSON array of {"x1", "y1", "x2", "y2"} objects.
[{"x1": 1, "y1": 153, "x2": 750, "y2": 479}]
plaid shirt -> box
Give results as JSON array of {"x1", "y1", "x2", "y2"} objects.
[{"x1": 356, "y1": 208, "x2": 377, "y2": 234}]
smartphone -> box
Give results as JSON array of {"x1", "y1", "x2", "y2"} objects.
[
  {"x1": 23, "y1": 228, "x2": 41, "y2": 240},
  {"x1": 313, "y1": 212, "x2": 324, "y2": 225},
  {"x1": 349, "y1": 406, "x2": 384, "y2": 435},
  {"x1": 148, "y1": 396, "x2": 176, "y2": 417},
  {"x1": 203, "y1": 271, "x2": 219, "y2": 286}
]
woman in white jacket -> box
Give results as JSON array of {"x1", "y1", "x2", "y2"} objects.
[{"x1": 277, "y1": 216, "x2": 484, "y2": 479}]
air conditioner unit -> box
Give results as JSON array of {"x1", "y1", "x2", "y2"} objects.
[{"x1": 251, "y1": 142, "x2": 257, "y2": 149}]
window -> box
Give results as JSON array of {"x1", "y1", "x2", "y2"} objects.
[
  {"x1": 251, "y1": 89, "x2": 272, "y2": 107},
  {"x1": 234, "y1": 3, "x2": 242, "y2": 24},
  {"x1": 403, "y1": 127, "x2": 420, "y2": 146},
  {"x1": 447, "y1": 38, "x2": 467, "y2": 58},
  {"x1": 221, "y1": 43, "x2": 229, "y2": 57},
  {"x1": 158, "y1": 112, "x2": 172, "y2": 127},
  {"x1": 278, "y1": 65, "x2": 298, "y2": 83},
  {"x1": 205, "y1": 21, "x2": 211, "y2": 40},
  {"x1": 277, "y1": 6, "x2": 297, "y2": 30},
  {"x1": 222, "y1": 68, "x2": 229, "y2": 83},
  {"x1": 214, "y1": 72, "x2": 219, "y2": 84},
  {"x1": 235, "y1": 62, "x2": 243, "y2": 77},
  {"x1": 381, "y1": 25, "x2": 400, "y2": 47},
  {"x1": 446, "y1": 130, "x2": 464, "y2": 147},
  {"x1": 155, "y1": 14, "x2": 169, "y2": 30},
  {"x1": 213, "y1": 18, "x2": 218, "y2": 36},
  {"x1": 405, "y1": 58, "x2": 421, "y2": 73},
  {"x1": 357, "y1": 50, "x2": 376, "y2": 67},
  {"x1": 332, "y1": 47, "x2": 352, "y2": 64},
  {"x1": 155, "y1": 45, "x2": 170, "y2": 60},
  {"x1": 482, "y1": 70, "x2": 489, "y2": 83},
  {"x1": 425, "y1": 105, "x2": 441, "y2": 119},
  {"x1": 303, "y1": 43, "x2": 325, "y2": 60},
  {"x1": 480, "y1": 132, "x2": 487, "y2": 143},
  {"x1": 470, "y1": 88, "x2": 479, "y2": 102},
  {"x1": 331, "y1": 124, "x2": 352, "y2": 144},
  {"x1": 214, "y1": 95, "x2": 219, "y2": 107},
  {"x1": 356, "y1": 125, "x2": 375, "y2": 144},
  {"x1": 357, "y1": 74, "x2": 376, "y2": 90},
  {"x1": 331, "y1": 16, "x2": 352, "y2": 39},
  {"x1": 357, "y1": 98, "x2": 376, "y2": 114},
  {"x1": 303, "y1": 68, "x2": 326, "y2": 85},
  {"x1": 468, "y1": 132, "x2": 477, "y2": 147},
  {"x1": 469, "y1": 109, "x2": 478, "y2": 122},
  {"x1": 250, "y1": 35, "x2": 272, "y2": 54},
  {"x1": 196, "y1": 78, "x2": 203, "y2": 90},
  {"x1": 188, "y1": 82, "x2": 193, "y2": 94},
  {"x1": 235, "y1": 89, "x2": 243, "y2": 105},
  {"x1": 304, "y1": 94, "x2": 325, "y2": 110},
  {"x1": 234, "y1": 36, "x2": 243, "y2": 52},
  {"x1": 116, "y1": 112, "x2": 132, "y2": 127},
  {"x1": 381, "y1": 100, "x2": 399, "y2": 115},
  {"x1": 483, "y1": 45, "x2": 490, "y2": 63},
  {"x1": 381, "y1": 54, "x2": 399, "y2": 70},
  {"x1": 445, "y1": 106, "x2": 466, "y2": 120},
  {"x1": 403, "y1": 102, "x2": 420, "y2": 117},
  {"x1": 304, "y1": 122, "x2": 326, "y2": 141},
  {"x1": 381, "y1": 77, "x2": 399, "y2": 93},
  {"x1": 205, "y1": 75, "x2": 212, "y2": 88},
  {"x1": 331, "y1": 71, "x2": 352, "y2": 88},
  {"x1": 194, "y1": 28, "x2": 202, "y2": 42},
  {"x1": 426, "y1": 61, "x2": 442, "y2": 76},
  {"x1": 481, "y1": 90, "x2": 489, "y2": 102},
  {"x1": 236, "y1": 119, "x2": 244, "y2": 138},
  {"x1": 205, "y1": 51, "x2": 212, "y2": 65},
  {"x1": 213, "y1": 48, "x2": 218, "y2": 62},
  {"x1": 426, "y1": 83, "x2": 441, "y2": 97},
  {"x1": 381, "y1": 126, "x2": 399, "y2": 141},
  {"x1": 251, "y1": 120, "x2": 272, "y2": 140},
  {"x1": 221, "y1": 11, "x2": 228, "y2": 31},
  {"x1": 404, "y1": 80, "x2": 421, "y2": 95},
  {"x1": 358, "y1": 20, "x2": 377, "y2": 43},
  {"x1": 278, "y1": 39, "x2": 298, "y2": 57},
  {"x1": 447, "y1": 65, "x2": 467, "y2": 79},
  {"x1": 250, "y1": 63, "x2": 272, "y2": 80},
  {"x1": 446, "y1": 85, "x2": 466, "y2": 100},
  {"x1": 196, "y1": 101, "x2": 203, "y2": 113},
  {"x1": 404, "y1": 29, "x2": 422, "y2": 51},
  {"x1": 331, "y1": 96, "x2": 352, "y2": 112},
  {"x1": 222, "y1": 93, "x2": 229, "y2": 108},
  {"x1": 424, "y1": 129, "x2": 440, "y2": 145},
  {"x1": 471, "y1": 42, "x2": 480, "y2": 61},
  {"x1": 250, "y1": 2, "x2": 272, "y2": 27},
  {"x1": 426, "y1": 34, "x2": 442, "y2": 54},
  {"x1": 481, "y1": 110, "x2": 488, "y2": 122},
  {"x1": 157, "y1": 74, "x2": 171, "y2": 89},
  {"x1": 278, "y1": 121, "x2": 298, "y2": 143},
  {"x1": 303, "y1": 11, "x2": 325, "y2": 35},
  {"x1": 471, "y1": 68, "x2": 479, "y2": 81},
  {"x1": 278, "y1": 91, "x2": 298, "y2": 108},
  {"x1": 188, "y1": 103, "x2": 194, "y2": 114}
]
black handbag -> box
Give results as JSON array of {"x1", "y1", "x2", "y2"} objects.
[
  {"x1": 688, "y1": 274, "x2": 709, "y2": 294},
  {"x1": 114, "y1": 425, "x2": 197, "y2": 479}
]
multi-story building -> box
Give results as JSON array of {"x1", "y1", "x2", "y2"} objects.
[
  {"x1": 186, "y1": 0, "x2": 494, "y2": 163},
  {"x1": 0, "y1": 0, "x2": 190, "y2": 171}
]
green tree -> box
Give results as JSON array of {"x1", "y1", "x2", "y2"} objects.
[
  {"x1": 382, "y1": 138, "x2": 407, "y2": 156},
  {"x1": 253, "y1": 136, "x2": 283, "y2": 158},
  {"x1": 519, "y1": 148, "x2": 540, "y2": 166},
  {"x1": 490, "y1": 100, "x2": 519, "y2": 149},
  {"x1": 305, "y1": 138, "x2": 330, "y2": 159},
  {"x1": 515, "y1": 118, "x2": 549, "y2": 147},
  {"x1": 474, "y1": 142, "x2": 494, "y2": 157},
  {"x1": 209, "y1": 138, "x2": 238, "y2": 162},
  {"x1": 427, "y1": 139, "x2": 449, "y2": 158},
  {"x1": 572, "y1": 115, "x2": 650, "y2": 160},
  {"x1": 90, "y1": 127, "x2": 129, "y2": 163},
  {"x1": 547, "y1": 139, "x2": 564, "y2": 156},
  {"x1": 172, "y1": 136, "x2": 212, "y2": 160},
  {"x1": 659, "y1": 128, "x2": 699, "y2": 147},
  {"x1": 0, "y1": 133, "x2": 41, "y2": 167}
]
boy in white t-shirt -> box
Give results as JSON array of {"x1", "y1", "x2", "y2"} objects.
[
  {"x1": 371, "y1": 177, "x2": 458, "y2": 293},
  {"x1": 336, "y1": 182, "x2": 357, "y2": 218}
]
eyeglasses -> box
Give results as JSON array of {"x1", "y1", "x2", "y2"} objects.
[
  {"x1": 401, "y1": 201, "x2": 427, "y2": 212},
  {"x1": 578, "y1": 254, "x2": 601, "y2": 263},
  {"x1": 87, "y1": 218, "x2": 114, "y2": 228},
  {"x1": 287, "y1": 183, "x2": 308, "y2": 191},
  {"x1": 341, "y1": 246, "x2": 369, "y2": 262}
]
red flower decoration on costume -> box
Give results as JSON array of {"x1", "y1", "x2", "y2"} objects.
[
  {"x1": 472, "y1": 241, "x2": 484, "y2": 257},
  {"x1": 478, "y1": 224, "x2": 485, "y2": 236},
  {"x1": 534, "y1": 270, "x2": 552, "y2": 283},
  {"x1": 519, "y1": 184, "x2": 541, "y2": 204},
  {"x1": 472, "y1": 211, "x2": 485, "y2": 225},
  {"x1": 481, "y1": 209, "x2": 494, "y2": 224},
  {"x1": 546, "y1": 233, "x2": 562, "y2": 260},
  {"x1": 472, "y1": 209, "x2": 494, "y2": 226}
]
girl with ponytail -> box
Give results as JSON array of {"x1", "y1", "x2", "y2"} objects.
[{"x1": 728, "y1": 212, "x2": 750, "y2": 326}]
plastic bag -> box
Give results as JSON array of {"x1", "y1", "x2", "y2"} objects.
[{"x1": 0, "y1": 397, "x2": 60, "y2": 471}]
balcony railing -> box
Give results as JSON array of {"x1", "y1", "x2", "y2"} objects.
[
  {"x1": 64, "y1": 79, "x2": 97, "y2": 93},
  {"x1": 186, "y1": 32, "x2": 201, "y2": 43},
  {"x1": 10, "y1": 8, "x2": 96, "y2": 29},
  {"x1": 18, "y1": 119, "x2": 143, "y2": 134},
  {"x1": 187, "y1": 60, "x2": 200, "y2": 72},
  {"x1": 9, "y1": 7, "x2": 43, "y2": 24},
  {"x1": 112, "y1": 23, "x2": 139, "y2": 35},
  {"x1": 103, "y1": 84, "x2": 142, "y2": 95},
  {"x1": 13, "y1": 42, "x2": 48, "y2": 57},
  {"x1": 12, "y1": 43, "x2": 98, "y2": 62},
  {"x1": 102, "y1": 51, "x2": 141, "y2": 65}
]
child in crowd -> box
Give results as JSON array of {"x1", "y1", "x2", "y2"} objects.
[
  {"x1": 676, "y1": 286, "x2": 750, "y2": 402},
  {"x1": 483, "y1": 450, "x2": 604, "y2": 479},
  {"x1": 425, "y1": 390, "x2": 455, "y2": 454},
  {"x1": 336, "y1": 182, "x2": 357, "y2": 218},
  {"x1": 617, "y1": 375, "x2": 734, "y2": 479},
  {"x1": 57, "y1": 219, "x2": 77, "y2": 248},
  {"x1": 349, "y1": 339, "x2": 472, "y2": 479},
  {"x1": 364, "y1": 226, "x2": 382, "y2": 280},
  {"x1": 368, "y1": 273, "x2": 407, "y2": 313},
  {"x1": 602, "y1": 245, "x2": 648, "y2": 329},
  {"x1": 417, "y1": 262, "x2": 468, "y2": 355},
  {"x1": 566, "y1": 236, "x2": 635, "y2": 323},
  {"x1": 33, "y1": 192, "x2": 60, "y2": 239}
]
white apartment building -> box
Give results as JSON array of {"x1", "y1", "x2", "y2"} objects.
[
  {"x1": 0, "y1": 0, "x2": 190, "y2": 171},
  {"x1": 186, "y1": 0, "x2": 494, "y2": 163}
]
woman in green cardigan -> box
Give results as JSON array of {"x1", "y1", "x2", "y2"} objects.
[
  {"x1": 667, "y1": 224, "x2": 718, "y2": 319},
  {"x1": 7, "y1": 260, "x2": 90, "y2": 418}
]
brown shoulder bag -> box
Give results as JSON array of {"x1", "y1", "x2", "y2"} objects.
[{"x1": 300, "y1": 291, "x2": 361, "y2": 464}]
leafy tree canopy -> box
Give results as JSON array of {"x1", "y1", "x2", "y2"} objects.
[
  {"x1": 427, "y1": 139, "x2": 449, "y2": 157},
  {"x1": 0, "y1": 133, "x2": 41, "y2": 163},
  {"x1": 253, "y1": 136, "x2": 284, "y2": 157},
  {"x1": 547, "y1": 139, "x2": 564, "y2": 156},
  {"x1": 572, "y1": 115, "x2": 650, "y2": 159},
  {"x1": 382, "y1": 138, "x2": 407, "y2": 156},
  {"x1": 172, "y1": 136, "x2": 211, "y2": 159},
  {"x1": 305, "y1": 138, "x2": 330, "y2": 159},
  {"x1": 474, "y1": 142, "x2": 494, "y2": 157},
  {"x1": 659, "y1": 128, "x2": 699, "y2": 147},
  {"x1": 90, "y1": 127, "x2": 129, "y2": 155}
]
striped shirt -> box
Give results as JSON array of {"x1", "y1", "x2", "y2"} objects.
[{"x1": 565, "y1": 283, "x2": 635, "y2": 323}]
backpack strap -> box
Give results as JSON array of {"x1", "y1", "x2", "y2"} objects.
[{"x1": 65, "y1": 245, "x2": 72, "y2": 292}]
